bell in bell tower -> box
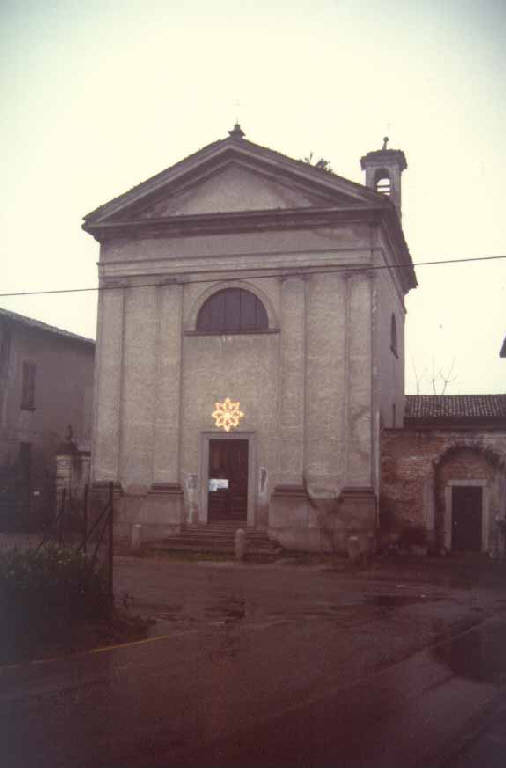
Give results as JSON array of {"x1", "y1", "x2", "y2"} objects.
[{"x1": 360, "y1": 137, "x2": 407, "y2": 219}]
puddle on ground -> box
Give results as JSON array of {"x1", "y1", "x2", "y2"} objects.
[
  {"x1": 153, "y1": 591, "x2": 448, "y2": 628},
  {"x1": 205, "y1": 598, "x2": 247, "y2": 623},
  {"x1": 364, "y1": 594, "x2": 435, "y2": 609},
  {"x1": 432, "y1": 622, "x2": 506, "y2": 683}
]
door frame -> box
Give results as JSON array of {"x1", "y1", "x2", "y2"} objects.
[
  {"x1": 444, "y1": 479, "x2": 488, "y2": 552},
  {"x1": 199, "y1": 431, "x2": 257, "y2": 526}
]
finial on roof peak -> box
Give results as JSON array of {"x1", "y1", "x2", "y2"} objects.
[
  {"x1": 228, "y1": 122, "x2": 245, "y2": 139},
  {"x1": 382, "y1": 136, "x2": 389, "y2": 150}
]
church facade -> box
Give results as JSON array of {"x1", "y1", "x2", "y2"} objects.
[{"x1": 83, "y1": 126, "x2": 416, "y2": 551}]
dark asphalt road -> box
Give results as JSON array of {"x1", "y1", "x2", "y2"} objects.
[{"x1": 1, "y1": 557, "x2": 506, "y2": 767}]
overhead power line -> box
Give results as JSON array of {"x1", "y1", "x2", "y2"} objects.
[{"x1": 0, "y1": 253, "x2": 505, "y2": 298}]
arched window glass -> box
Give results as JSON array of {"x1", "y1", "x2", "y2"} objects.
[
  {"x1": 375, "y1": 169, "x2": 391, "y2": 196},
  {"x1": 197, "y1": 288, "x2": 269, "y2": 332},
  {"x1": 390, "y1": 313, "x2": 397, "y2": 356}
]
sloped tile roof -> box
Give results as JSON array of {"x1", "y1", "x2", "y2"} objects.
[
  {"x1": 405, "y1": 395, "x2": 506, "y2": 420},
  {"x1": 0, "y1": 307, "x2": 95, "y2": 346}
]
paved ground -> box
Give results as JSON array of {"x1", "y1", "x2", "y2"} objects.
[{"x1": 1, "y1": 553, "x2": 506, "y2": 767}]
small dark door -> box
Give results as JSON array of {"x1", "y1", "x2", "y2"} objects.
[
  {"x1": 452, "y1": 486, "x2": 482, "y2": 551},
  {"x1": 208, "y1": 439, "x2": 249, "y2": 522}
]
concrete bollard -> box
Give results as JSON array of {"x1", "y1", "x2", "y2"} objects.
[
  {"x1": 347, "y1": 533, "x2": 371, "y2": 568},
  {"x1": 131, "y1": 523, "x2": 142, "y2": 552},
  {"x1": 347, "y1": 534, "x2": 361, "y2": 564},
  {"x1": 235, "y1": 528, "x2": 246, "y2": 561}
]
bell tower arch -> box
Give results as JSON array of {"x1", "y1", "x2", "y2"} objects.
[{"x1": 361, "y1": 137, "x2": 407, "y2": 219}]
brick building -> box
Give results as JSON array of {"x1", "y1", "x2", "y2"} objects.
[{"x1": 381, "y1": 395, "x2": 506, "y2": 554}]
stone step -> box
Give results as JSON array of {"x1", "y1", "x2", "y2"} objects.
[
  {"x1": 150, "y1": 524, "x2": 281, "y2": 558},
  {"x1": 151, "y1": 542, "x2": 280, "y2": 557},
  {"x1": 164, "y1": 534, "x2": 276, "y2": 546},
  {"x1": 178, "y1": 530, "x2": 271, "y2": 541}
]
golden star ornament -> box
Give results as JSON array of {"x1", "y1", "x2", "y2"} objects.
[{"x1": 212, "y1": 398, "x2": 245, "y2": 432}]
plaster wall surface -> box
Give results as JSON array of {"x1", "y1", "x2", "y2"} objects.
[
  {"x1": 181, "y1": 329, "x2": 280, "y2": 522},
  {"x1": 120, "y1": 286, "x2": 158, "y2": 490},
  {"x1": 347, "y1": 274, "x2": 374, "y2": 487},
  {"x1": 92, "y1": 288, "x2": 124, "y2": 482},
  {"x1": 138, "y1": 163, "x2": 326, "y2": 216},
  {"x1": 0, "y1": 317, "x2": 94, "y2": 525},
  {"x1": 373, "y1": 258, "x2": 405, "y2": 428},
  {"x1": 99, "y1": 224, "x2": 373, "y2": 274},
  {"x1": 90, "y1": 154, "x2": 412, "y2": 548},
  {"x1": 0, "y1": 322, "x2": 94, "y2": 467},
  {"x1": 92, "y1": 218, "x2": 390, "y2": 542}
]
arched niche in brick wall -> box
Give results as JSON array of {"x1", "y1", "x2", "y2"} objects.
[{"x1": 432, "y1": 443, "x2": 506, "y2": 554}]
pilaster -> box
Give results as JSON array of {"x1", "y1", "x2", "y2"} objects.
[
  {"x1": 304, "y1": 272, "x2": 347, "y2": 494},
  {"x1": 278, "y1": 276, "x2": 305, "y2": 485},
  {"x1": 152, "y1": 283, "x2": 183, "y2": 485},
  {"x1": 92, "y1": 286, "x2": 124, "y2": 483},
  {"x1": 346, "y1": 273, "x2": 373, "y2": 487},
  {"x1": 120, "y1": 285, "x2": 158, "y2": 489}
]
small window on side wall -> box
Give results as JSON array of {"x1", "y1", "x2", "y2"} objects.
[
  {"x1": 197, "y1": 288, "x2": 268, "y2": 333},
  {"x1": 21, "y1": 361, "x2": 36, "y2": 410},
  {"x1": 390, "y1": 314, "x2": 397, "y2": 357}
]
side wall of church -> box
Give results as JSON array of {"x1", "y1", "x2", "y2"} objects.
[{"x1": 373, "y1": 229, "x2": 406, "y2": 430}]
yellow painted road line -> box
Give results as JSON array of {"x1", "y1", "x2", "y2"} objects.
[{"x1": 0, "y1": 629, "x2": 191, "y2": 672}]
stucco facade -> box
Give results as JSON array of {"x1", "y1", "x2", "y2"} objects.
[
  {"x1": 84, "y1": 128, "x2": 416, "y2": 550},
  {"x1": 0, "y1": 309, "x2": 95, "y2": 529}
]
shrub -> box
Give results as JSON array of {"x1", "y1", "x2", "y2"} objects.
[{"x1": 0, "y1": 544, "x2": 110, "y2": 661}]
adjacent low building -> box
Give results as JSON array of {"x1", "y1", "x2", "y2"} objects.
[
  {"x1": 0, "y1": 308, "x2": 95, "y2": 529},
  {"x1": 381, "y1": 395, "x2": 506, "y2": 554}
]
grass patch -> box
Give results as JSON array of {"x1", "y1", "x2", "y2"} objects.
[{"x1": 0, "y1": 543, "x2": 150, "y2": 664}]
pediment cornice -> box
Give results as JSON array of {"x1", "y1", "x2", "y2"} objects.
[
  {"x1": 82, "y1": 132, "x2": 416, "y2": 292},
  {"x1": 83, "y1": 135, "x2": 388, "y2": 225}
]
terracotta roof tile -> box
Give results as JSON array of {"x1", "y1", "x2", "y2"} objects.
[{"x1": 405, "y1": 395, "x2": 506, "y2": 420}]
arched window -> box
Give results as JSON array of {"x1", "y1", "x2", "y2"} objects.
[
  {"x1": 390, "y1": 313, "x2": 397, "y2": 356},
  {"x1": 374, "y1": 169, "x2": 391, "y2": 196},
  {"x1": 196, "y1": 288, "x2": 269, "y2": 333}
]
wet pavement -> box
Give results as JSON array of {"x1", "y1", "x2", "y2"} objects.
[{"x1": 1, "y1": 555, "x2": 506, "y2": 767}]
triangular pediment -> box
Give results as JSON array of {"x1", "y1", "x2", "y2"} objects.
[
  {"x1": 84, "y1": 133, "x2": 388, "y2": 227},
  {"x1": 134, "y1": 162, "x2": 354, "y2": 219}
]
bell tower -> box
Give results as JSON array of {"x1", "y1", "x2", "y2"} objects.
[{"x1": 360, "y1": 137, "x2": 407, "y2": 219}]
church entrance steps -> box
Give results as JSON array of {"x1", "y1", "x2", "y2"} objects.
[{"x1": 149, "y1": 522, "x2": 282, "y2": 559}]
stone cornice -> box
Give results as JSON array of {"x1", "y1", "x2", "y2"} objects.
[
  {"x1": 83, "y1": 204, "x2": 382, "y2": 240},
  {"x1": 85, "y1": 204, "x2": 416, "y2": 292}
]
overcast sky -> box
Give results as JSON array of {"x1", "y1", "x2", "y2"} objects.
[{"x1": 1, "y1": 0, "x2": 505, "y2": 394}]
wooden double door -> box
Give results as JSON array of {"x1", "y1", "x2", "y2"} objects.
[{"x1": 208, "y1": 439, "x2": 249, "y2": 522}]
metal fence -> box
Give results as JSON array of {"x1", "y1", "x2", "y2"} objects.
[{"x1": 36, "y1": 482, "x2": 115, "y2": 602}]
